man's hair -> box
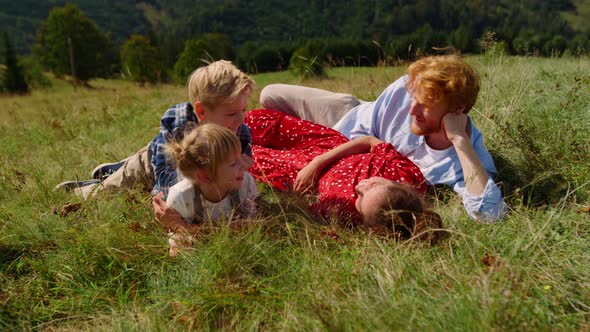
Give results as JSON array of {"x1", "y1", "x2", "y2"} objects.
[
  {"x1": 187, "y1": 60, "x2": 255, "y2": 110},
  {"x1": 363, "y1": 181, "x2": 446, "y2": 244},
  {"x1": 406, "y1": 55, "x2": 480, "y2": 113},
  {"x1": 165, "y1": 123, "x2": 241, "y2": 180}
]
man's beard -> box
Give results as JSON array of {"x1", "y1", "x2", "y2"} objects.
[{"x1": 410, "y1": 119, "x2": 440, "y2": 136}]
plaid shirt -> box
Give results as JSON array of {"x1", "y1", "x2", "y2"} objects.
[{"x1": 149, "y1": 102, "x2": 252, "y2": 196}]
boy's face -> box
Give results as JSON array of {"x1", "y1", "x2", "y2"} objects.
[{"x1": 195, "y1": 90, "x2": 249, "y2": 133}]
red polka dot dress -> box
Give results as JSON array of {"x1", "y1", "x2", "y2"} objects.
[{"x1": 246, "y1": 109, "x2": 426, "y2": 225}]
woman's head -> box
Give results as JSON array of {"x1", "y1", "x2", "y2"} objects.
[
  {"x1": 165, "y1": 123, "x2": 243, "y2": 189},
  {"x1": 355, "y1": 177, "x2": 444, "y2": 243}
]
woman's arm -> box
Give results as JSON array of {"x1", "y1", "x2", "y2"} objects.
[{"x1": 293, "y1": 136, "x2": 383, "y2": 192}]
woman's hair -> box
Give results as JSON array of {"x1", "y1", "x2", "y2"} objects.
[
  {"x1": 187, "y1": 60, "x2": 256, "y2": 109},
  {"x1": 165, "y1": 123, "x2": 241, "y2": 181},
  {"x1": 363, "y1": 182, "x2": 446, "y2": 244},
  {"x1": 405, "y1": 54, "x2": 480, "y2": 113}
]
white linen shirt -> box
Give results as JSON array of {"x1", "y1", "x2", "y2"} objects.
[
  {"x1": 166, "y1": 172, "x2": 258, "y2": 223},
  {"x1": 333, "y1": 75, "x2": 507, "y2": 222}
]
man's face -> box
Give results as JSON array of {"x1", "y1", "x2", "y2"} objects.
[
  {"x1": 409, "y1": 84, "x2": 449, "y2": 136},
  {"x1": 196, "y1": 90, "x2": 249, "y2": 133}
]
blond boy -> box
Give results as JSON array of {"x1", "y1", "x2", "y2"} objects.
[{"x1": 58, "y1": 60, "x2": 255, "y2": 199}]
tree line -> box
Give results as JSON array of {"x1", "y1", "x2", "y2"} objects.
[{"x1": 1, "y1": 0, "x2": 589, "y2": 91}]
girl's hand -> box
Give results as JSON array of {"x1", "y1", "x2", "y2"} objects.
[{"x1": 152, "y1": 192, "x2": 187, "y2": 232}]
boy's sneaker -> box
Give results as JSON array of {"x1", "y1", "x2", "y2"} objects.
[
  {"x1": 91, "y1": 161, "x2": 125, "y2": 180},
  {"x1": 54, "y1": 179, "x2": 101, "y2": 192}
]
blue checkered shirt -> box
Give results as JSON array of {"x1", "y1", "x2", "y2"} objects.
[{"x1": 149, "y1": 102, "x2": 252, "y2": 196}]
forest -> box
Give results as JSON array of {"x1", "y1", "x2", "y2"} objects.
[{"x1": 0, "y1": 0, "x2": 589, "y2": 88}]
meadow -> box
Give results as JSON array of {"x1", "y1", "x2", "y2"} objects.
[{"x1": 1, "y1": 55, "x2": 589, "y2": 330}]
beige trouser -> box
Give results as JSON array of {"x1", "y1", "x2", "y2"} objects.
[
  {"x1": 259, "y1": 84, "x2": 363, "y2": 128},
  {"x1": 76, "y1": 144, "x2": 154, "y2": 199}
]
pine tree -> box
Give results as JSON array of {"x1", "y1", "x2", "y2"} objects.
[{"x1": 3, "y1": 32, "x2": 28, "y2": 94}]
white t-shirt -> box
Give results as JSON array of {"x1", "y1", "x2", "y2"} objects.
[{"x1": 166, "y1": 172, "x2": 258, "y2": 223}]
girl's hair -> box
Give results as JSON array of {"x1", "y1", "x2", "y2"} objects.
[
  {"x1": 364, "y1": 182, "x2": 446, "y2": 244},
  {"x1": 405, "y1": 54, "x2": 480, "y2": 113},
  {"x1": 187, "y1": 60, "x2": 256, "y2": 109},
  {"x1": 165, "y1": 123, "x2": 241, "y2": 181}
]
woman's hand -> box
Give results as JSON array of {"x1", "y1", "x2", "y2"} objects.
[{"x1": 294, "y1": 160, "x2": 322, "y2": 193}]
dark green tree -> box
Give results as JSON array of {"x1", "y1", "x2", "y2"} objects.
[
  {"x1": 173, "y1": 33, "x2": 234, "y2": 83},
  {"x1": 33, "y1": 4, "x2": 117, "y2": 84},
  {"x1": 289, "y1": 40, "x2": 326, "y2": 79},
  {"x1": 2, "y1": 32, "x2": 28, "y2": 93},
  {"x1": 121, "y1": 35, "x2": 162, "y2": 85}
]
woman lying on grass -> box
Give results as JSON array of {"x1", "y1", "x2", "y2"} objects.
[
  {"x1": 247, "y1": 109, "x2": 445, "y2": 242},
  {"x1": 163, "y1": 123, "x2": 257, "y2": 255}
]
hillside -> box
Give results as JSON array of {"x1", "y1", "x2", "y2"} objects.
[{"x1": 1, "y1": 0, "x2": 587, "y2": 56}]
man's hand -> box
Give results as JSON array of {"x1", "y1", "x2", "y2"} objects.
[
  {"x1": 152, "y1": 192, "x2": 187, "y2": 232},
  {"x1": 441, "y1": 110, "x2": 488, "y2": 196},
  {"x1": 442, "y1": 109, "x2": 469, "y2": 143}
]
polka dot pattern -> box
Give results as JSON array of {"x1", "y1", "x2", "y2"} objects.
[{"x1": 246, "y1": 109, "x2": 426, "y2": 225}]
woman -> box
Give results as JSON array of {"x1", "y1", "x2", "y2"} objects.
[{"x1": 247, "y1": 109, "x2": 444, "y2": 241}]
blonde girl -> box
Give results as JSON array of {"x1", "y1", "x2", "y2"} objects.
[{"x1": 164, "y1": 123, "x2": 257, "y2": 228}]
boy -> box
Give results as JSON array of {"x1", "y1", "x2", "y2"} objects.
[{"x1": 57, "y1": 60, "x2": 255, "y2": 199}]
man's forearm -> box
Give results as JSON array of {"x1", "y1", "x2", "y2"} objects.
[{"x1": 451, "y1": 135, "x2": 489, "y2": 196}]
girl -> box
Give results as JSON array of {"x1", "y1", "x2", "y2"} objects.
[
  {"x1": 164, "y1": 123, "x2": 257, "y2": 230},
  {"x1": 247, "y1": 109, "x2": 444, "y2": 243}
]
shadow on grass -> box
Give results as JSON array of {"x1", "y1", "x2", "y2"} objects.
[{"x1": 491, "y1": 151, "x2": 570, "y2": 207}]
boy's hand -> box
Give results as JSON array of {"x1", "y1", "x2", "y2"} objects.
[
  {"x1": 240, "y1": 154, "x2": 254, "y2": 169},
  {"x1": 152, "y1": 192, "x2": 186, "y2": 232}
]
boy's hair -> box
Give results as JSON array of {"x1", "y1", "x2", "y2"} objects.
[
  {"x1": 406, "y1": 55, "x2": 480, "y2": 113},
  {"x1": 165, "y1": 123, "x2": 241, "y2": 181},
  {"x1": 187, "y1": 60, "x2": 255, "y2": 109},
  {"x1": 363, "y1": 182, "x2": 446, "y2": 244}
]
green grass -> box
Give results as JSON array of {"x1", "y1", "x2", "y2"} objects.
[{"x1": 1, "y1": 56, "x2": 589, "y2": 330}]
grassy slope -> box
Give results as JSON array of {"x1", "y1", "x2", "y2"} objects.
[{"x1": 0, "y1": 56, "x2": 589, "y2": 330}]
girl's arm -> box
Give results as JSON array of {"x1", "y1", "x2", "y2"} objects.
[
  {"x1": 153, "y1": 192, "x2": 201, "y2": 233},
  {"x1": 293, "y1": 136, "x2": 383, "y2": 192}
]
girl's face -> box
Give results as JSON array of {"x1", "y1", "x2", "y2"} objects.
[
  {"x1": 354, "y1": 177, "x2": 394, "y2": 224},
  {"x1": 214, "y1": 150, "x2": 246, "y2": 192}
]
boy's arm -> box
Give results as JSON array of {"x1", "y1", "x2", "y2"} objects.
[
  {"x1": 151, "y1": 133, "x2": 179, "y2": 196},
  {"x1": 150, "y1": 107, "x2": 184, "y2": 196},
  {"x1": 294, "y1": 136, "x2": 383, "y2": 192}
]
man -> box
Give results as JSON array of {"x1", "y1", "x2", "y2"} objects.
[{"x1": 260, "y1": 55, "x2": 507, "y2": 222}]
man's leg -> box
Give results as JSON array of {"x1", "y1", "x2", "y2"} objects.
[
  {"x1": 75, "y1": 144, "x2": 154, "y2": 199},
  {"x1": 259, "y1": 84, "x2": 361, "y2": 128}
]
